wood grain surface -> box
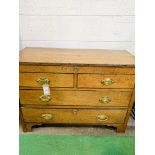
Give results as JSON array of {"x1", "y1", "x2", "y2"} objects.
[
  {"x1": 20, "y1": 65, "x2": 134, "y2": 74},
  {"x1": 22, "y1": 108, "x2": 127, "y2": 124},
  {"x1": 78, "y1": 74, "x2": 135, "y2": 88},
  {"x1": 19, "y1": 73, "x2": 74, "y2": 87},
  {"x1": 19, "y1": 48, "x2": 135, "y2": 66},
  {"x1": 20, "y1": 89, "x2": 132, "y2": 107}
]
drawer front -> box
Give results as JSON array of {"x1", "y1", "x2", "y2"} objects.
[
  {"x1": 78, "y1": 74, "x2": 134, "y2": 88},
  {"x1": 20, "y1": 90, "x2": 132, "y2": 107},
  {"x1": 20, "y1": 65, "x2": 135, "y2": 75},
  {"x1": 19, "y1": 73, "x2": 73, "y2": 88},
  {"x1": 22, "y1": 108, "x2": 127, "y2": 124}
]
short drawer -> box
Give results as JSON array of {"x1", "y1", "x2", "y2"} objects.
[
  {"x1": 22, "y1": 108, "x2": 127, "y2": 124},
  {"x1": 19, "y1": 73, "x2": 73, "y2": 88},
  {"x1": 78, "y1": 74, "x2": 134, "y2": 88},
  {"x1": 20, "y1": 89, "x2": 132, "y2": 107}
]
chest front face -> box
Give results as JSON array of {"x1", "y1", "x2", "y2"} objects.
[{"x1": 19, "y1": 48, "x2": 135, "y2": 132}]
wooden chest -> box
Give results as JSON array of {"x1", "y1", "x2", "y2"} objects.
[{"x1": 19, "y1": 48, "x2": 135, "y2": 132}]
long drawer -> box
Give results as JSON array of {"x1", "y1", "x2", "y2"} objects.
[
  {"x1": 22, "y1": 108, "x2": 127, "y2": 124},
  {"x1": 20, "y1": 65, "x2": 135, "y2": 74},
  {"x1": 78, "y1": 74, "x2": 134, "y2": 88},
  {"x1": 20, "y1": 89, "x2": 132, "y2": 107},
  {"x1": 19, "y1": 73, "x2": 74, "y2": 88}
]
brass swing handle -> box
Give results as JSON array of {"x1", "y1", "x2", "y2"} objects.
[
  {"x1": 36, "y1": 78, "x2": 51, "y2": 102},
  {"x1": 99, "y1": 97, "x2": 111, "y2": 104},
  {"x1": 41, "y1": 113, "x2": 54, "y2": 120},
  {"x1": 40, "y1": 95, "x2": 51, "y2": 102},
  {"x1": 101, "y1": 78, "x2": 114, "y2": 86},
  {"x1": 36, "y1": 77, "x2": 50, "y2": 85},
  {"x1": 97, "y1": 114, "x2": 108, "y2": 122}
]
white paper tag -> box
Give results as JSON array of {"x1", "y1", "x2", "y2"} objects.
[{"x1": 43, "y1": 84, "x2": 50, "y2": 95}]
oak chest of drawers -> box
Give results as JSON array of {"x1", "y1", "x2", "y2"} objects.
[{"x1": 19, "y1": 48, "x2": 135, "y2": 132}]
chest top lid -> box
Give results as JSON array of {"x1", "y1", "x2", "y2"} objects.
[{"x1": 19, "y1": 47, "x2": 135, "y2": 66}]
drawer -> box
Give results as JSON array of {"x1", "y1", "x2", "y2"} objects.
[
  {"x1": 78, "y1": 74, "x2": 134, "y2": 88},
  {"x1": 19, "y1": 73, "x2": 73, "y2": 88},
  {"x1": 20, "y1": 89, "x2": 132, "y2": 107},
  {"x1": 22, "y1": 108, "x2": 127, "y2": 124},
  {"x1": 20, "y1": 65, "x2": 135, "y2": 75}
]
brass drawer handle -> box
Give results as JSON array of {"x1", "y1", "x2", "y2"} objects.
[
  {"x1": 99, "y1": 97, "x2": 111, "y2": 104},
  {"x1": 101, "y1": 78, "x2": 114, "y2": 86},
  {"x1": 97, "y1": 114, "x2": 108, "y2": 122},
  {"x1": 40, "y1": 95, "x2": 51, "y2": 102},
  {"x1": 37, "y1": 78, "x2": 51, "y2": 102},
  {"x1": 36, "y1": 78, "x2": 50, "y2": 85},
  {"x1": 41, "y1": 113, "x2": 54, "y2": 120}
]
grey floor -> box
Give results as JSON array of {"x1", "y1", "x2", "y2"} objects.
[{"x1": 20, "y1": 116, "x2": 135, "y2": 136}]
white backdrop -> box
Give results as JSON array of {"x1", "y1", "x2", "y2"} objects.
[{"x1": 19, "y1": 0, "x2": 135, "y2": 54}]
